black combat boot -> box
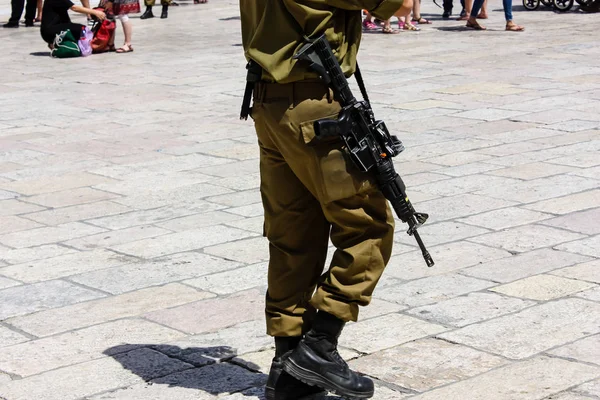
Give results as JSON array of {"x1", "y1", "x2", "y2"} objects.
[
  {"x1": 284, "y1": 311, "x2": 374, "y2": 399},
  {"x1": 160, "y1": 4, "x2": 168, "y2": 18},
  {"x1": 265, "y1": 337, "x2": 326, "y2": 400},
  {"x1": 140, "y1": 6, "x2": 154, "y2": 19}
]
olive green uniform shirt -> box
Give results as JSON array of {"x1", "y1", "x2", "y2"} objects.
[{"x1": 240, "y1": 0, "x2": 404, "y2": 83}]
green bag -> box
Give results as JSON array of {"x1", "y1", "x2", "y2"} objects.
[{"x1": 51, "y1": 30, "x2": 82, "y2": 59}]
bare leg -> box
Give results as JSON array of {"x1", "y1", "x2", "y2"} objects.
[
  {"x1": 382, "y1": 18, "x2": 398, "y2": 33},
  {"x1": 412, "y1": 0, "x2": 421, "y2": 21},
  {"x1": 478, "y1": 0, "x2": 488, "y2": 18},
  {"x1": 36, "y1": 0, "x2": 42, "y2": 21},
  {"x1": 121, "y1": 18, "x2": 132, "y2": 45},
  {"x1": 394, "y1": 0, "x2": 414, "y2": 18}
]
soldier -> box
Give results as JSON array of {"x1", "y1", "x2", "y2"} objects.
[
  {"x1": 139, "y1": 0, "x2": 169, "y2": 19},
  {"x1": 239, "y1": 1, "x2": 412, "y2": 399}
]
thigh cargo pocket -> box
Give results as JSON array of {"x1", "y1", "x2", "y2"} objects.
[{"x1": 300, "y1": 116, "x2": 376, "y2": 204}]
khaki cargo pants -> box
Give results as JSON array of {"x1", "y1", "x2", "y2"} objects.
[{"x1": 252, "y1": 81, "x2": 395, "y2": 337}]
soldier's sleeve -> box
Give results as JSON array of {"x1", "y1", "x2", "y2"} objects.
[{"x1": 325, "y1": 0, "x2": 404, "y2": 19}]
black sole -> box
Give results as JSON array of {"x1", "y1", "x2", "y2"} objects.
[
  {"x1": 283, "y1": 358, "x2": 374, "y2": 400},
  {"x1": 265, "y1": 386, "x2": 326, "y2": 400}
]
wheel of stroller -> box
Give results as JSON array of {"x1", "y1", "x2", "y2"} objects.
[
  {"x1": 554, "y1": 0, "x2": 574, "y2": 10},
  {"x1": 541, "y1": 0, "x2": 553, "y2": 6},
  {"x1": 523, "y1": 0, "x2": 540, "y2": 10}
]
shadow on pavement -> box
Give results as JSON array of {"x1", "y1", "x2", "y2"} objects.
[
  {"x1": 435, "y1": 25, "x2": 472, "y2": 31},
  {"x1": 105, "y1": 344, "x2": 344, "y2": 399},
  {"x1": 30, "y1": 51, "x2": 51, "y2": 57},
  {"x1": 105, "y1": 344, "x2": 268, "y2": 397}
]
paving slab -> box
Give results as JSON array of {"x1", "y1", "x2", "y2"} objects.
[
  {"x1": 409, "y1": 194, "x2": 519, "y2": 223},
  {"x1": 339, "y1": 314, "x2": 447, "y2": 354},
  {"x1": 63, "y1": 225, "x2": 173, "y2": 250},
  {"x1": 183, "y1": 262, "x2": 267, "y2": 295},
  {"x1": 0, "y1": 244, "x2": 78, "y2": 265},
  {"x1": 550, "y1": 259, "x2": 600, "y2": 284},
  {"x1": 86, "y1": 205, "x2": 224, "y2": 230},
  {"x1": 548, "y1": 335, "x2": 600, "y2": 366},
  {"x1": 440, "y1": 298, "x2": 600, "y2": 359},
  {"x1": 109, "y1": 225, "x2": 257, "y2": 258},
  {"x1": 556, "y1": 236, "x2": 600, "y2": 258},
  {"x1": 386, "y1": 241, "x2": 512, "y2": 281},
  {"x1": 409, "y1": 357, "x2": 600, "y2": 400},
  {"x1": 202, "y1": 237, "x2": 269, "y2": 264},
  {"x1": 540, "y1": 208, "x2": 600, "y2": 235},
  {"x1": 0, "y1": 276, "x2": 21, "y2": 290},
  {"x1": 0, "y1": 325, "x2": 29, "y2": 348},
  {"x1": 457, "y1": 207, "x2": 553, "y2": 231},
  {"x1": 377, "y1": 273, "x2": 495, "y2": 308},
  {"x1": 7, "y1": 283, "x2": 214, "y2": 337},
  {"x1": 460, "y1": 248, "x2": 593, "y2": 283},
  {"x1": 0, "y1": 249, "x2": 137, "y2": 283},
  {"x1": 156, "y1": 319, "x2": 272, "y2": 364},
  {"x1": 0, "y1": 222, "x2": 107, "y2": 249},
  {"x1": 0, "y1": 199, "x2": 45, "y2": 216},
  {"x1": 487, "y1": 162, "x2": 578, "y2": 180},
  {"x1": 0, "y1": 216, "x2": 42, "y2": 236},
  {"x1": 0, "y1": 357, "x2": 145, "y2": 400},
  {"x1": 407, "y1": 292, "x2": 536, "y2": 328},
  {"x1": 154, "y1": 210, "x2": 244, "y2": 232},
  {"x1": 572, "y1": 379, "x2": 600, "y2": 398},
  {"x1": 543, "y1": 393, "x2": 598, "y2": 400},
  {"x1": 489, "y1": 274, "x2": 597, "y2": 301},
  {"x1": 0, "y1": 279, "x2": 105, "y2": 320},
  {"x1": 577, "y1": 286, "x2": 600, "y2": 302},
  {"x1": 145, "y1": 289, "x2": 264, "y2": 335},
  {"x1": 0, "y1": 172, "x2": 115, "y2": 196},
  {"x1": 23, "y1": 201, "x2": 133, "y2": 226},
  {"x1": 25, "y1": 187, "x2": 121, "y2": 208},
  {"x1": 350, "y1": 338, "x2": 508, "y2": 392},
  {"x1": 0, "y1": 319, "x2": 185, "y2": 377},
  {"x1": 69, "y1": 252, "x2": 242, "y2": 294}
]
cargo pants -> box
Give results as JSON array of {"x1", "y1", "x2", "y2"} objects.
[{"x1": 252, "y1": 81, "x2": 395, "y2": 337}]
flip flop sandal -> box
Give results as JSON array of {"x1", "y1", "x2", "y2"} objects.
[
  {"x1": 382, "y1": 26, "x2": 400, "y2": 34},
  {"x1": 116, "y1": 45, "x2": 134, "y2": 53},
  {"x1": 363, "y1": 20, "x2": 379, "y2": 30},
  {"x1": 413, "y1": 17, "x2": 432, "y2": 24},
  {"x1": 466, "y1": 21, "x2": 486, "y2": 30},
  {"x1": 404, "y1": 23, "x2": 421, "y2": 31},
  {"x1": 506, "y1": 23, "x2": 525, "y2": 31}
]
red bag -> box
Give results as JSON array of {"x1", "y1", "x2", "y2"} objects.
[{"x1": 91, "y1": 17, "x2": 116, "y2": 53}]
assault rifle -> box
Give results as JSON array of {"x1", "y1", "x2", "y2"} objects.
[{"x1": 294, "y1": 34, "x2": 434, "y2": 268}]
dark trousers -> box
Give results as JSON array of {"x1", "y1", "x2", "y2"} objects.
[
  {"x1": 443, "y1": 0, "x2": 465, "y2": 12},
  {"x1": 41, "y1": 23, "x2": 85, "y2": 43},
  {"x1": 9, "y1": 0, "x2": 36, "y2": 22}
]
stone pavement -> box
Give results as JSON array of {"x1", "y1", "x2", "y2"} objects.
[{"x1": 1, "y1": 0, "x2": 600, "y2": 399}]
